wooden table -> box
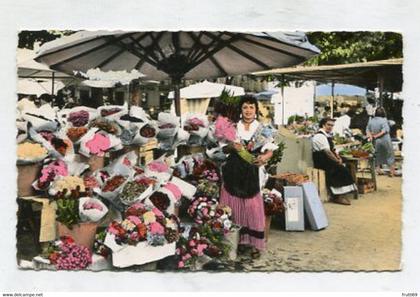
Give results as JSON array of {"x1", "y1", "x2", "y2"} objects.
[{"x1": 341, "y1": 155, "x2": 377, "y2": 192}]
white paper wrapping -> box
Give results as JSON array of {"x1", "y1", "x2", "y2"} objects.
[
  {"x1": 98, "y1": 104, "x2": 128, "y2": 121},
  {"x1": 104, "y1": 234, "x2": 176, "y2": 267},
  {"x1": 157, "y1": 112, "x2": 180, "y2": 139},
  {"x1": 79, "y1": 197, "x2": 108, "y2": 223},
  {"x1": 170, "y1": 176, "x2": 197, "y2": 200}
]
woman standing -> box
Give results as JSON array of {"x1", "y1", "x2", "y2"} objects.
[
  {"x1": 366, "y1": 107, "x2": 395, "y2": 176},
  {"x1": 220, "y1": 95, "x2": 277, "y2": 258}
]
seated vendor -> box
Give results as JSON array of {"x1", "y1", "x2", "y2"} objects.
[{"x1": 312, "y1": 117, "x2": 357, "y2": 205}]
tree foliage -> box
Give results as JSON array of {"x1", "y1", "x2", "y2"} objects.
[
  {"x1": 18, "y1": 30, "x2": 75, "y2": 49},
  {"x1": 305, "y1": 32, "x2": 402, "y2": 66}
]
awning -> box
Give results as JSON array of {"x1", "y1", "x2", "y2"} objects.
[{"x1": 252, "y1": 58, "x2": 403, "y2": 92}]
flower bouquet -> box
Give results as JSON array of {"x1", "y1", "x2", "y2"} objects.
[
  {"x1": 67, "y1": 110, "x2": 90, "y2": 127},
  {"x1": 21, "y1": 104, "x2": 58, "y2": 132},
  {"x1": 119, "y1": 176, "x2": 156, "y2": 206},
  {"x1": 16, "y1": 139, "x2": 47, "y2": 197},
  {"x1": 214, "y1": 115, "x2": 237, "y2": 143},
  {"x1": 196, "y1": 179, "x2": 220, "y2": 198},
  {"x1": 49, "y1": 175, "x2": 86, "y2": 198},
  {"x1": 43, "y1": 236, "x2": 92, "y2": 270},
  {"x1": 144, "y1": 158, "x2": 172, "y2": 183},
  {"x1": 17, "y1": 141, "x2": 48, "y2": 164},
  {"x1": 67, "y1": 126, "x2": 88, "y2": 143},
  {"x1": 98, "y1": 105, "x2": 127, "y2": 120},
  {"x1": 33, "y1": 159, "x2": 68, "y2": 191},
  {"x1": 176, "y1": 224, "x2": 230, "y2": 270},
  {"x1": 262, "y1": 188, "x2": 285, "y2": 216},
  {"x1": 78, "y1": 197, "x2": 108, "y2": 223},
  {"x1": 88, "y1": 117, "x2": 122, "y2": 135},
  {"x1": 156, "y1": 112, "x2": 179, "y2": 139},
  {"x1": 79, "y1": 128, "x2": 122, "y2": 158},
  {"x1": 103, "y1": 202, "x2": 179, "y2": 267},
  {"x1": 183, "y1": 113, "x2": 209, "y2": 139}
]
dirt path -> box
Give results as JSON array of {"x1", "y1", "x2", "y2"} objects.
[{"x1": 242, "y1": 175, "x2": 402, "y2": 271}]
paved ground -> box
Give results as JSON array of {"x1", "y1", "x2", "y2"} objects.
[{"x1": 241, "y1": 175, "x2": 402, "y2": 271}]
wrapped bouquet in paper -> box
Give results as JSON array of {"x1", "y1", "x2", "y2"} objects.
[
  {"x1": 119, "y1": 176, "x2": 156, "y2": 206},
  {"x1": 79, "y1": 197, "x2": 108, "y2": 223},
  {"x1": 103, "y1": 202, "x2": 179, "y2": 267},
  {"x1": 144, "y1": 158, "x2": 172, "y2": 182},
  {"x1": 122, "y1": 122, "x2": 158, "y2": 146},
  {"x1": 17, "y1": 141, "x2": 48, "y2": 164},
  {"x1": 157, "y1": 112, "x2": 179, "y2": 139},
  {"x1": 170, "y1": 176, "x2": 197, "y2": 200},
  {"x1": 98, "y1": 104, "x2": 127, "y2": 121},
  {"x1": 33, "y1": 159, "x2": 68, "y2": 191},
  {"x1": 88, "y1": 117, "x2": 122, "y2": 136},
  {"x1": 21, "y1": 104, "x2": 58, "y2": 132},
  {"x1": 67, "y1": 106, "x2": 98, "y2": 127},
  {"x1": 30, "y1": 128, "x2": 74, "y2": 159},
  {"x1": 79, "y1": 128, "x2": 122, "y2": 157},
  {"x1": 49, "y1": 175, "x2": 86, "y2": 198},
  {"x1": 183, "y1": 113, "x2": 209, "y2": 139},
  {"x1": 118, "y1": 106, "x2": 150, "y2": 129}
]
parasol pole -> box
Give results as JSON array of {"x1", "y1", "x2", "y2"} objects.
[
  {"x1": 330, "y1": 80, "x2": 335, "y2": 118},
  {"x1": 172, "y1": 75, "x2": 182, "y2": 117},
  {"x1": 281, "y1": 74, "x2": 285, "y2": 125},
  {"x1": 51, "y1": 71, "x2": 55, "y2": 106}
]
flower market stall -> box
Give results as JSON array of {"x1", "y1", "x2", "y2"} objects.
[
  {"x1": 16, "y1": 30, "x2": 325, "y2": 271},
  {"x1": 16, "y1": 96, "x2": 293, "y2": 271}
]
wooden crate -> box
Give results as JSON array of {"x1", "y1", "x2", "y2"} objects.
[
  {"x1": 306, "y1": 167, "x2": 328, "y2": 202},
  {"x1": 357, "y1": 178, "x2": 375, "y2": 194},
  {"x1": 137, "y1": 140, "x2": 158, "y2": 165}
]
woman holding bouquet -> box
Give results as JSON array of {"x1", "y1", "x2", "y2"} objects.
[{"x1": 220, "y1": 95, "x2": 277, "y2": 259}]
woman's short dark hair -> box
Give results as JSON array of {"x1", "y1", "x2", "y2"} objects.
[
  {"x1": 375, "y1": 107, "x2": 386, "y2": 118},
  {"x1": 319, "y1": 117, "x2": 335, "y2": 128},
  {"x1": 238, "y1": 94, "x2": 259, "y2": 119}
]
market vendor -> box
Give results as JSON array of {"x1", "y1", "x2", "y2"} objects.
[
  {"x1": 220, "y1": 95, "x2": 277, "y2": 259},
  {"x1": 312, "y1": 117, "x2": 357, "y2": 205}
]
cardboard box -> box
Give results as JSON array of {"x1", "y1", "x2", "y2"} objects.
[
  {"x1": 284, "y1": 186, "x2": 304, "y2": 231},
  {"x1": 301, "y1": 182, "x2": 329, "y2": 230}
]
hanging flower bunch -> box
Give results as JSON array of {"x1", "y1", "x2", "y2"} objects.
[{"x1": 46, "y1": 236, "x2": 92, "y2": 270}]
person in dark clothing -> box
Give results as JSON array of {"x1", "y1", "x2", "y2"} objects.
[{"x1": 312, "y1": 118, "x2": 357, "y2": 205}]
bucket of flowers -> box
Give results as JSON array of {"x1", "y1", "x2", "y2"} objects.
[{"x1": 37, "y1": 236, "x2": 92, "y2": 270}]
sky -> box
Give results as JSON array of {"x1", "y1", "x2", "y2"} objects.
[{"x1": 316, "y1": 83, "x2": 367, "y2": 96}]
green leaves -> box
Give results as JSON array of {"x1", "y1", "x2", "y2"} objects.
[
  {"x1": 305, "y1": 32, "x2": 402, "y2": 66},
  {"x1": 56, "y1": 198, "x2": 80, "y2": 229}
]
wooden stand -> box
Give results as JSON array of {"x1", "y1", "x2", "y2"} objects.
[{"x1": 306, "y1": 167, "x2": 328, "y2": 202}]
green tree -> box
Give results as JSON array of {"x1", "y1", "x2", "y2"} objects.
[
  {"x1": 18, "y1": 30, "x2": 75, "y2": 49},
  {"x1": 305, "y1": 32, "x2": 402, "y2": 65}
]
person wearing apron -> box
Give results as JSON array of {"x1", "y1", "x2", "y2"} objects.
[{"x1": 312, "y1": 118, "x2": 357, "y2": 205}]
